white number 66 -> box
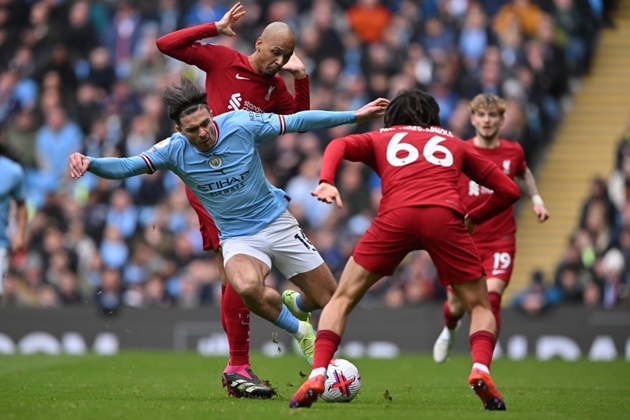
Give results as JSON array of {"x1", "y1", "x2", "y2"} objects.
[{"x1": 386, "y1": 133, "x2": 453, "y2": 168}]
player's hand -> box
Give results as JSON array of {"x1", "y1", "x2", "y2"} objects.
[
  {"x1": 12, "y1": 234, "x2": 26, "y2": 253},
  {"x1": 354, "y1": 98, "x2": 390, "y2": 123},
  {"x1": 69, "y1": 152, "x2": 91, "y2": 179},
  {"x1": 533, "y1": 204, "x2": 550, "y2": 223},
  {"x1": 216, "y1": 2, "x2": 246, "y2": 37},
  {"x1": 464, "y1": 215, "x2": 475, "y2": 235},
  {"x1": 282, "y1": 53, "x2": 306, "y2": 79},
  {"x1": 311, "y1": 182, "x2": 343, "y2": 209}
]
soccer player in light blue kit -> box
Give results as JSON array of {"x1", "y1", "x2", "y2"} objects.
[
  {"x1": 69, "y1": 76, "x2": 388, "y2": 372},
  {"x1": 0, "y1": 145, "x2": 28, "y2": 298}
]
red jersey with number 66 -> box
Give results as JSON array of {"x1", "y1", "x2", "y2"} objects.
[
  {"x1": 320, "y1": 125, "x2": 520, "y2": 225},
  {"x1": 458, "y1": 139, "x2": 527, "y2": 243}
]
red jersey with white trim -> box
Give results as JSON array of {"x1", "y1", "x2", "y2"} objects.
[
  {"x1": 458, "y1": 139, "x2": 527, "y2": 243},
  {"x1": 320, "y1": 126, "x2": 520, "y2": 225},
  {"x1": 157, "y1": 23, "x2": 310, "y2": 250},
  {"x1": 156, "y1": 23, "x2": 310, "y2": 115}
]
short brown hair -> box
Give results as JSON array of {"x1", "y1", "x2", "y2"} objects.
[
  {"x1": 163, "y1": 75, "x2": 209, "y2": 125},
  {"x1": 469, "y1": 93, "x2": 507, "y2": 116}
]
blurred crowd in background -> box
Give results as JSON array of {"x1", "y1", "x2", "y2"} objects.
[
  {"x1": 0, "y1": 0, "x2": 623, "y2": 312},
  {"x1": 513, "y1": 115, "x2": 630, "y2": 314}
]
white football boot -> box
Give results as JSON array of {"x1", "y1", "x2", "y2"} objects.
[{"x1": 432, "y1": 320, "x2": 461, "y2": 363}]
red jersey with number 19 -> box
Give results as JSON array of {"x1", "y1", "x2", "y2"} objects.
[
  {"x1": 458, "y1": 139, "x2": 526, "y2": 243},
  {"x1": 320, "y1": 125, "x2": 520, "y2": 225}
]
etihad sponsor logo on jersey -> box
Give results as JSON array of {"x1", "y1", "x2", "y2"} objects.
[
  {"x1": 468, "y1": 180, "x2": 494, "y2": 196},
  {"x1": 197, "y1": 171, "x2": 250, "y2": 196}
]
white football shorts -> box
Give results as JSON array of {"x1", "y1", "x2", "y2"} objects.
[{"x1": 221, "y1": 210, "x2": 324, "y2": 279}]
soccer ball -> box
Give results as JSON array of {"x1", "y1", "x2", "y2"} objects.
[{"x1": 321, "y1": 358, "x2": 361, "y2": 402}]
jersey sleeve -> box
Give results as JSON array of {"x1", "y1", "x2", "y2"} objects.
[
  {"x1": 463, "y1": 149, "x2": 521, "y2": 224},
  {"x1": 461, "y1": 147, "x2": 497, "y2": 185},
  {"x1": 249, "y1": 110, "x2": 356, "y2": 144},
  {"x1": 87, "y1": 156, "x2": 152, "y2": 179},
  {"x1": 156, "y1": 23, "x2": 230, "y2": 72},
  {"x1": 294, "y1": 76, "x2": 311, "y2": 112},
  {"x1": 138, "y1": 138, "x2": 177, "y2": 173},
  {"x1": 88, "y1": 137, "x2": 176, "y2": 179},
  {"x1": 266, "y1": 76, "x2": 310, "y2": 115},
  {"x1": 11, "y1": 165, "x2": 26, "y2": 203},
  {"x1": 320, "y1": 134, "x2": 374, "y2": 185}
]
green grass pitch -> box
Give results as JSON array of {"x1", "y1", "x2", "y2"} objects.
[{"x1": 0, "y1": 352, "x2": 628, "y2": 419}]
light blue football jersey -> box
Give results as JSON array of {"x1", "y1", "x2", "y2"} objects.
[
  {"x1": 88, "y1": 109, "x2": 355, "y2": 239},
  {"x1": 0, "y1": 156, "x2": 26, "y2": 248}
]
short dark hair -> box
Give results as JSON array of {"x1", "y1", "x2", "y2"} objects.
[
  {"x1": 384, "y1": 90, "x2": 441, "y2": 128},
  {"x1": 162, "y1": 75, "x2": 209, "y2": 126}
]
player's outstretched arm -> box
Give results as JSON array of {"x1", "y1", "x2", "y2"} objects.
[
  {"x1": 466, "y1": 166, "x2": 521, "y2": 224},
  {"x1": 215, "y1": 2, "x2": 246, "y2": 37},
  {"x1": 277, "y1": 98, "x2": 387, "y2": 135},
  {"x1": 69, "y1": 153, "x2": 151, "y2": 180},
  {"x1": 354, "y1": 98, "x2": 389, "y2": 123},
  {"x1": 156, "y1": 3, "x2": 245, "y2": 63},
  {"x1": 311, "y1": 182, "x2": 343, "y2": 209}
]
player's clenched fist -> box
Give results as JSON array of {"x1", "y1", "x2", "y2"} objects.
[{"x1": 69, "y1": 152, "x2": 91, "y2": 178}]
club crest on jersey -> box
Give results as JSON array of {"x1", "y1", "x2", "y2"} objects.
[
  {"x1": 208, "y1": 156, "x2": 223, "y2": 169},
  {"x1": 265, "y1": 85, "x2": 275, "y2": 101},
  {"x1": 502, "y1": 159, "x2": 511, "y2": 174},
  {"x1": 148, "y1": 138, "x2": 171, "y2": 153}
]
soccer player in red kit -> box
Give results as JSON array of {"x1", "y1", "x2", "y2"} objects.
[
  {"x1": 289, "y1": 90, "x2": 521, "y2": 411},
  {"x1": 432, "y1": 94, "x2": 549, "y2": 364},
  {"x1": 157, "y1": 3, "x2": 317, "y2": 398}
]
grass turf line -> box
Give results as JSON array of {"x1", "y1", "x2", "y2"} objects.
[{"x1": 0, "y1": 352, "x2": 628, "y2": 419}]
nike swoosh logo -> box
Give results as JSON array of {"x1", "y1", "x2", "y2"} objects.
[
  {"x1": 492, "y1": 270, "x2": 506, "y2": 275},
  {"x1": 235, "y1": 73, "x2": 250, "y2": 80}
]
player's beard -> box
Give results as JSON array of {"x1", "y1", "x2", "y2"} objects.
[{"x1": 264, "y1": 65, "x2": 280, "y2": 77}]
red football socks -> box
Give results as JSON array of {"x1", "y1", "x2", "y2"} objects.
[
  {"x1": 220, "y1": 284, "x2": 228, "y2": 335},
  {"x1": 313, "y1": 330, "x2": 341, "y2": 370},
  {"x1": 469, "y1": 330, "x2": 496, "y2": 368},
  {"x1": 223, "y1": 283, "x2": 250, "y2": 367}
]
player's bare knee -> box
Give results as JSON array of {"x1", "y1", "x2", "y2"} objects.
[{"x1": 232, "y1": 278, "x2": 262, "y2": 301}]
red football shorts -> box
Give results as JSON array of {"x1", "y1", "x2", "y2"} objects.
[
  {"x1": 474, "y1": 236, "x2": 516, "y2": 284},
  {"x1": 352, "y1": 206, "x2": 484, "y2": 285},
  {"x1": 185, "y1": 186, "x2": 221, "y2": 251}
]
